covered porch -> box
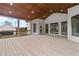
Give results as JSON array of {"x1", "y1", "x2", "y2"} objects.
[{"x1": 0, "y1": 3, "x2": 79, "y2": 56}]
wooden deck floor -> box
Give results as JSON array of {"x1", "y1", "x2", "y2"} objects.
[{"x1": 0, "y1": 35, "x2": 79, "y2": 56}]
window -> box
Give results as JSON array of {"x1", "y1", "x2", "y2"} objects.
[
  {"x1": 71, "y1": 16, "x2": 79, "y2": 37},
  {"x1": 61, "y1": 21, "x2": 67, "y2": 35},
  {"x1": 45, "y1": 24, "x2": 49, "y2": 33},
  {"x1": 76, "y1": 23, "x2": 79, "y2": 33},
  {"x1": 33, "y1": 23, "x2": 36, "y2": 32},
  {"x1": 50, "y1": 23, "x2": 59, "y2": 34},
  {"x1": 40, "y1": 26, "x2": 42, "y2": 33}
]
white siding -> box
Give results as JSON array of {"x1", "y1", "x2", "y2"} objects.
[
  {"x1": 44, "y1": 13, "x2": 67, "y2": 36},
  {"x1": 68, "y1": 5, "x2": 79, "y2": 43},
  {"x1": 31, "y1": 19, "x2": 44, "y2": 35},
  {"x1": 31, "y1": 13, "x2": 67, "y2": 36}
]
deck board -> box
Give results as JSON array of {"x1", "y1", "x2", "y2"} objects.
[{"x1": 0, "y1": 35, "x2": 79, "y2": 56}]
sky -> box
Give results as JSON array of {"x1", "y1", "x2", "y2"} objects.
[{"x1": 0, "y1": 16, "x2": 28, "y2": 28}]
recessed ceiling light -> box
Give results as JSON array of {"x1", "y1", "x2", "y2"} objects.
[
  {"x1": 31, "y1": 11, "x2": 34, "y2": 13},
  {"x1": 9, "y1": 11, "x2": 12, "y2": 14},
  {"x1": 60, "y1": 9, "x2": 64, "y2": 12},
  {"x1": 28, "y1": 16, "x2": 30, "y2": 18},
  {"x1": 10, "y1": 3, "x2": 13, "y2": 5},
  {"x1": 43, "y1": 16, "x2": 46, "y2": 18},
  {"x1": 50, "y1": 10, "x2": 53, "y2": 12}
]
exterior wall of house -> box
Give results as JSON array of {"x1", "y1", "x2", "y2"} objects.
[
  {"x1": 31, "y1": 19, "x2": 44, "y2": 35},
  {"x1": 26, "y1": 21, "x2": 32, "y2": 35},
  {"x1": 44, "y1": 13, "x2": 67, "y2": 36},
  {"x1": 68, "y1": 5, "x2": 79, "y2": 43},
  {"x1": 31, "y1": 13, "x2": 67, "y2": 36}
]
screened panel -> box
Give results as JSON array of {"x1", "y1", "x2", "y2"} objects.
[
  {"x1": 50, "y1": 23, "x2": 59, "y2": 34},
  {"x1": 45, "y1": 24, "x2": 49, "y2": 33},
  {"x1": 61, "y1": 21, "x2": 67, "y2": 35},
  {"x1": 71, "y1": 16, "x2": 79, "y2": 37},
  {"x1": 33, "y1": 23, "x2": 36, "y2": 32}
]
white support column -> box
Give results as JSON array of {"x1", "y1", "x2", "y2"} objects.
[
  {"x1": 48, "y1": 23, "x2": 50, "y2": 35},
  {"x1": 30, "y1": 21, "x2": 32, "y2": 35},
  {"x1": 43, "y1": 24, "x2": 45, "y2": 35},
  {"x1": 17, "y1": 19, "x2": 20, "y2": 37},
  {"x1": 59, "y1": 22, "x2": 61, "y2": 36},
  {"x1": 27, "y1": 20, "x2": 32, "y2": 35}
]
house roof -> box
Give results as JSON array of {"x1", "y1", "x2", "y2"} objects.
[{"x1": 0, "y1": 22, "x2": 16, "y2": 31}]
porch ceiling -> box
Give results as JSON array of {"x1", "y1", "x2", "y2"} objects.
[{"x1": 0, "y1": 3, "x2": 78, "y2": 20}]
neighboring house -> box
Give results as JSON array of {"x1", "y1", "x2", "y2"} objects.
[{"x1": 0, "y1": 21, "x2": 16, "y2": 36}]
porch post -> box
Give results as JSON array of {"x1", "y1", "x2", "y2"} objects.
[
  {"x1": 17, "y1": 19, "x2": 20, "y2": 37},
  {"x1": 49, "y1": 23, "x2": 50, "y2": 35},
  {"x1": 27, "y1": 20, "x2": 32, "y2": 35},
  {"x1": 59, "y1": 22, "x2": 61, "y2": 36},
  {"x1": 29, "y1": 20, "x2": 32, "y2": 35}
]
